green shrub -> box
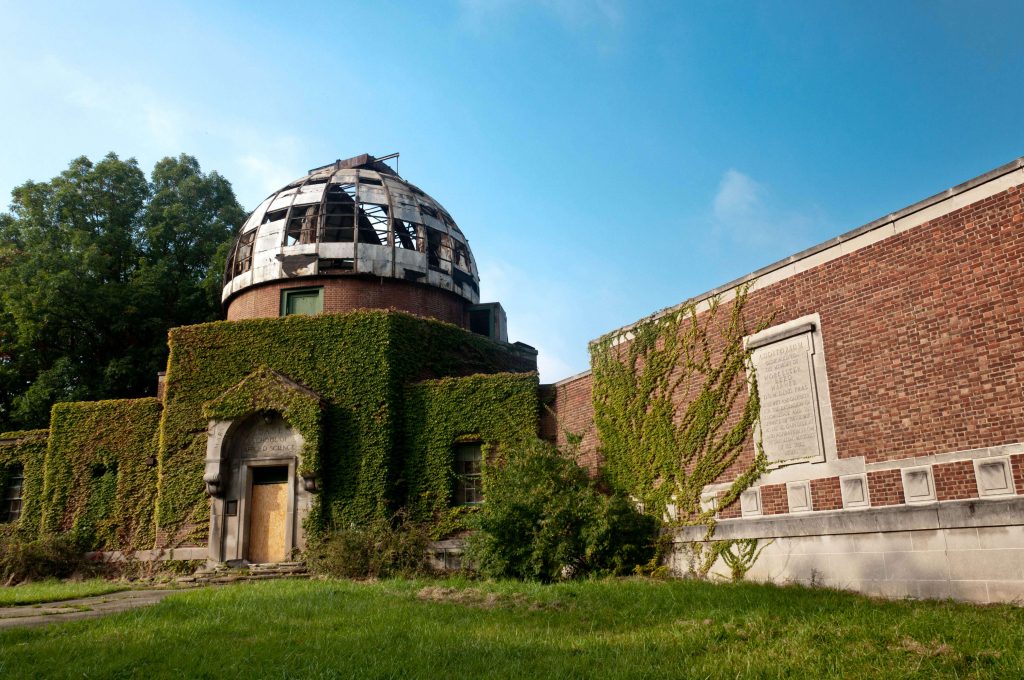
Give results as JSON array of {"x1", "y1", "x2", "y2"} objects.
[
  {"x1": 306, "y1": 513, "x2": 430, "y2": 579},
  {"x1": 0, "y1": 533, "x2": 96, "y2": 585},
  {"x1": 465, "y1": 439, "x2": 659, "y2": 582}
]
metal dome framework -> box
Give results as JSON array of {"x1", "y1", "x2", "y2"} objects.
[{"x1": 223, "y1": 154, "x2": 480, "y2": 305}]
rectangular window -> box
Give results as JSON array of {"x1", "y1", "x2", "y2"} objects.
[
  {"x1": 3, "y1": 465, "x2": 24, "y2": 523},
  {"x1": 454, "y1": 443, "x2": 483, "y2": 505},
  {"x1": 281, "y1": 287, "x2": 324, "y2": 316}
]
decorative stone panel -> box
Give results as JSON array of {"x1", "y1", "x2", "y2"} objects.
[
  {"x1": 974, "y1": 457, "x2": 1015, "y2": 498},
  {"x1": 839, "y1": 473, "x2": 870, "y2": 509},
  {"x1": 901, "y1": 466, "x2": 936, "y2": 504}
]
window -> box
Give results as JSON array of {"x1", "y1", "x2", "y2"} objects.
[
  {"x1": 3, "y1": 465, "x2": 24, "y2": 523},
  {"x1": 454, "y1": 443, "x2": 483, "y2": 505},
  {"x1": 281, "y1": 287, "x2": 324, "y2": 316}
]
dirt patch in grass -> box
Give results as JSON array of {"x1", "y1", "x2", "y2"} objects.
[{"x1": 416, "y1": 586, "x2": 564, "y2": 611}]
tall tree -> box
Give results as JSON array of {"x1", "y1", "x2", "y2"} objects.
[{"x1": 0, "y1": 153, "x2": 245, "y2": 430}]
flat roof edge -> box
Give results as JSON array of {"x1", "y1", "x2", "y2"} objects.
[{"x1": 589, "y1": 155, "x2": 1024, "y2": 346}]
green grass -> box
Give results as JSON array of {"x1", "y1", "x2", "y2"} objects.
[
  {"x1": 0, "y1": 577, "x2": 1021, "y2": 678},
  {"x1": 0, "y1": 579, "x2": 127, "y2": 607}
]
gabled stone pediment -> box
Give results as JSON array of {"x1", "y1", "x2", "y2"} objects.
[{"x1": 203, "y1": 367, "x2": 323, "y2": 421}]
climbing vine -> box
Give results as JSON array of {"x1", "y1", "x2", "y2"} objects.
[
  {"x1": 591, "y1": 283, "x2": 774, "y2": 534},
  {"x1": 402, "y1": 372, "x2": 540, "y2": 537},
  {"x1": 158, "y1": 310, "x2": 538, "y2": 545},
  {"x1": 40, "y1": 399, "x2": 162, "y2": 550},
  {"x1": 0, "y1": 429, "x2": 48, "y2": 539}
]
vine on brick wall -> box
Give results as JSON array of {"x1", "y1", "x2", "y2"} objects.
[
  {"x1": 402, "y1": 372, "x2": 540, "y2": 538},
  {"x1": 40, "y1": 399, "x2": 162, "y2": 550},
  {"x1": 0, "y1": 429, "x2": 48, "y2": 539},
  {"x1": 157, "y1": 310, "x2": 537, "y2": 545},
  {"x1": 591, "y1": 283, "x2": 774, "y2": 535}
]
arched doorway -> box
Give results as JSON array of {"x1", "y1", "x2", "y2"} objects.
[{"x1": 205, "y1": 411, "x2": 313, "y2": 564}]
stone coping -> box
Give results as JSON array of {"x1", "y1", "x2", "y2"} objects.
[
  {"x1": 675, "y1": 497, "x2": 1024, "y2": 542},
  {"x1": 590, "y1": 156, "x2": 1024, "y2": 346}
]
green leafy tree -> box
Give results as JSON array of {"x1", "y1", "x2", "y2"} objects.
[{"x1": 0, "y1": 153, "x2": 245, "y2": 429}]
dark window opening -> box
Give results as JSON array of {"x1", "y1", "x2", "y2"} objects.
[
  {"x1": 359, "y1": 176, "x2": 383, "y2": 186},
  {"x1": 225, "y1": 500, "x2": 238, "y2": 516},
  {"x1": 252, "y1": 466, "x2": 289, "y2": 485},
  {"x1": 322, "y1": 183, "x2": 356, "y2": 242},
  {"x1": 454, "y1": 443, "x2": 483, "y2": 505},
  {"x1": 319, "y1": 258, "x2": 354, "y2": 272},
  {"x1": 357, "y1": 203, "x2": 389, "y2": 246},
  {"x1": 469, "y1": 308, "x2": 492, "y2": 338},
  {"x1": 2, "y1": 465, "x2": 23, "y2": 523},
  {"x1": 262, "y1": 208, "x2": 289, "y2": 225},
  {"x1": 285, "y1": 204, "x2": 320, "y2": 246},
  {"x1": 426, "y1": 228, "x2": 452, "y2": 273},
  {"x1": 453, "y1": 241, "x2": 472, "y2": 271},
  {"x1": 394, "y1": 219, "x2": 420, "y2": 251},
  {"x1": 231, "y1": 230, "x2": 257, "y2": 278}
]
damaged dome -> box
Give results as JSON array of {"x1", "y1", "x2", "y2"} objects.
[{"x1": 222, "y1": 153, "x2": 480, "y2": 306}]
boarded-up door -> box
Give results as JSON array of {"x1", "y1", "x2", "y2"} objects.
[{"x1": 248, "y1": 467, "x2": 288, "y2": 563}]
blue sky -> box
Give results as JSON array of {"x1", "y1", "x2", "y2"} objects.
[{"x1": 2, "y1": 1, "x2": 1022, "y2": 381}]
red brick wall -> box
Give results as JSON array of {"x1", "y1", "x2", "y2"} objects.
[
  {"x1": 811, "y1": 476, "x2": 843, "y2": 511},
  {"x1": 933, "y1": 460, "x2": 979, "y2": 501},
  {"x1": 226, "y1": 276, "x2": 468, "y2": 327},
  {"x1": 1011, "y1": 453, "x2": 1024, "y2": 495},
  {"x1": 761, "y1": 484, "x2": 789, "y2": 515},
  {"x1": 868, "y1": 469, "x2": 905, "y2": 507},
  {"x1": 541, "y1": 372, "x2": 600, "y2": 472},
  {"x1": 717, "y1": 492, "x2": 742, "y2": 519},
  {"x1": 550, "y1": 179, "x2": 1024, "y2": 480}
]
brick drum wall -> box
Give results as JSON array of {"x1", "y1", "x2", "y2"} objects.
[
  {"x1": 225, "y1": 276, "x2": 469, "y2": 327},
  {"x1": 541, "y1": 372, "x2": 600, "y2": 472}
]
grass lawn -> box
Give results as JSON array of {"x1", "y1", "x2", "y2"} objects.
[
  {"x1": 0, "y1": 579, "x2": 128, "y2": 607},
  {"x1": 0, "y1": 577, "x2": 1021, "y2": 678}
]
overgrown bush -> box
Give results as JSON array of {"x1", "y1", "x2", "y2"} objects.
[
  {"x1": 0, "y1": 532, "x2": 96, "y2": 585},
  {"x1": 305, "y1": 512, "x2": 430, "y2": 579},
  {"x1": 465, "y1": 439, "x2": 659, "y2": 582}
]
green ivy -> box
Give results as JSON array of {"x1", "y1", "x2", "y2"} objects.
[
  {"x1": 203, "y1": 366, "x2": 324, "y2": 478},
  {"x1": 402, "y1": 372, "x2": 540, "y2": 536},
  {"x1": 591, "y1": 284, "x2": 774, "y2": 533},
  {"x1": 0, "y1": 429, "x2": 48, "y2": 539},
  {"x1": 39, "y1": 399, "x2": 162, "y2": 550},
  {"x1": 157, "y1": 310, "x2": 537, "y2": 545}
]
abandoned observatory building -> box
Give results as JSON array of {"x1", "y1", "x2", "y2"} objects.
[{"x1": 2, "y1": 152, "x2": 1024, "y2": 604}]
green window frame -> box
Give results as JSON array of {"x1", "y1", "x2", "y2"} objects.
[{"x1": 280, "y1": 287, "x2": 324, "y2": 317}]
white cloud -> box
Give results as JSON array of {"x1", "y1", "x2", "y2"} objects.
[{"x1": 710, "y1": 168, "x2": 824, "y2": 251}]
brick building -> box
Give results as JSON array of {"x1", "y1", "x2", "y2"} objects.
[{"x1": 544, "y1": 157, "x2": 1024, "y2": 603}]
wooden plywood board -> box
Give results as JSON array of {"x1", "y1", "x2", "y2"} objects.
[{"x1": 248, "y1": 483, "x2": 287, "y2": 563}]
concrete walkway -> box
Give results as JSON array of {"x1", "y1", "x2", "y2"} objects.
[{"x1": 0, "y1": 589, "x2": 184, "y2": 630}]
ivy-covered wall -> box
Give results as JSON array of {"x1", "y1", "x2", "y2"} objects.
[
  {"x1": 402, "y1": 372, "x2": 541, "y2": 534},
  {"x1": 39, "y1": 399, "x2": 162, "y2": 550},
  {"x1": 0, "y1": 429, "x2": 48, "y2": 538},
  {"x1": 157, "y1": 310, "x2": 538, "y2": 546}
]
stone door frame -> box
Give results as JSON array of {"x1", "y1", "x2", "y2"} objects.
[{"x1": 205, "y1": 414, "x2": 306, "y2": 565}]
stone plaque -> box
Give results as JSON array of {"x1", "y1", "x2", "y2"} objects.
[
  {"x1": 233, "y1": 415, "x2": 302, "y2": 459},
  {"x1": 750, "y1": 332, "x2": 824, "y2": 463}
]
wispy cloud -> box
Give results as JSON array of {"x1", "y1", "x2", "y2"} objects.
[
  {"x1": 29, "y1": 54, "x2": 306, "y2": 208},
  {"x1": 710, "y1": 169, "x2": 826, "y2": 251}
]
